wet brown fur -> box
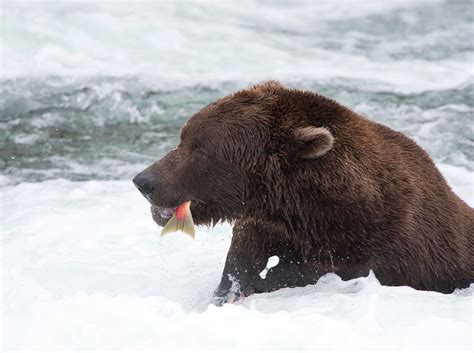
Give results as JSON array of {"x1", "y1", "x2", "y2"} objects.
[{"x1": 136, "y1": 81, "x2": 474, "y2": 301}]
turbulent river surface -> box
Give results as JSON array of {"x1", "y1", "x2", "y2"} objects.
[
  {"x1": 1, "y1": 0, "x2": 473, "y2": 351},
  {"x1": 1, "y1": 0, "x2": 473, "y2": 184}
]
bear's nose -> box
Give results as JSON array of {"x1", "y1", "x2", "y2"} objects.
[{"x1": 133, "y1": 173, "x2": 155, "y2": 198}]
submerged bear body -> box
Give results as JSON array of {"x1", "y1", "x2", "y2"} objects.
[{"x1": 134, "y1": 81, "x2": 474, "y2": 302}]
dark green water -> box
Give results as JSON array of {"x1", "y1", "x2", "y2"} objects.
[{"x1": 1, "y1": 78, "x2": 472, "y2": 185}]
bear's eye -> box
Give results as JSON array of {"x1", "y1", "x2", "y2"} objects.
[{"x1": 193, "y1": 143, "x2": 206, "y2": 156}]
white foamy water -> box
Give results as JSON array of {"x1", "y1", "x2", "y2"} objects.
[
  {"x1": 1, "y1": 165, "x2": 473, "y2": 351},
  {"x1": 1, "y1": 0, "x2": 473, "y2": 92}
]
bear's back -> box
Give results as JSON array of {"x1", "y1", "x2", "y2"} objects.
[{"x1": 366, "y1": 120, "x2": 474, "y2": 292}]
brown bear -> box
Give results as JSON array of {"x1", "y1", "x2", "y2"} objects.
[{"x1": 133, "y1": 81, "x2": 474, "y2": 304}]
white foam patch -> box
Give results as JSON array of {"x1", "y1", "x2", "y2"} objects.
[
  {"x1": 1, "y1": 164, "x2": 473, "y2": 350},
  {"x1": 2, "y1": 0, "x2": 471, "y2": 93},
  {"x1": 259, "y1": 256, "x2": 280, "y2": 279}
]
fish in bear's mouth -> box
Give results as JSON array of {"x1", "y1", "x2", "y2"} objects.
[{"x1": 152, "y1": 201, "x2": 196, "y2": 238}]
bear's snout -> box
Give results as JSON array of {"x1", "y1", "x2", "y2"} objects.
[
  {"x1": 133, "y1": 155, "x2": 189, "y2": 210},
  {"x1": 133, "y1": 172, "x2": 155, "y2": 200}
]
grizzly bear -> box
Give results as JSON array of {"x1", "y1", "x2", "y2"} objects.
[{"x1": 133, "y1": 81, "x2": 474, "y2": 304}]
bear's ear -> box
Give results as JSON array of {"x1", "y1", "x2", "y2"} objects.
[{"x1": 293, "y1": 126, "x2": 335, "y2": 158}]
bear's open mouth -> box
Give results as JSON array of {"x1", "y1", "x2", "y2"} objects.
[
  {"x1": 150, "y1": 201, "x2": 198, "y2": 227},
  {"x1": 156, "y1": 206, "x2": 175, "y2": 219},
  {"x1": 150, "y1": 205, "x2": 176, "y2": 226}
]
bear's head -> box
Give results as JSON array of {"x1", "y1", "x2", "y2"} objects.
[{"x1": 133, "y1": 81, "x2": 338, "y2": 228}]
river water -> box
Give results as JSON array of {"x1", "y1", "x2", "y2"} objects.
[
  {"x1": 1, "y1": 1, "x2": 473, "y2": 351},
  {"x1": 1, "y1": 0, "x2": 472, "y2": 184}
]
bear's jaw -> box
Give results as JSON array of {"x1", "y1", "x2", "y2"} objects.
[
  {"x1": 151, "y1": 205, "x2": 176, "y2": 227},
  {"x1": 158, "y1": 206, "x2": 174, "y2": 219},
  {"x1": 150, "y1": 197, "x2": 247, "y2": 229},
  {"x1": 192, "y1": 203, "x2": 238, "y2": 227}
]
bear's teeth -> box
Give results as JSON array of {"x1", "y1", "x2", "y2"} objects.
[{"x1": 159, "y1": 207, "x2": 174, "y2": 219}]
